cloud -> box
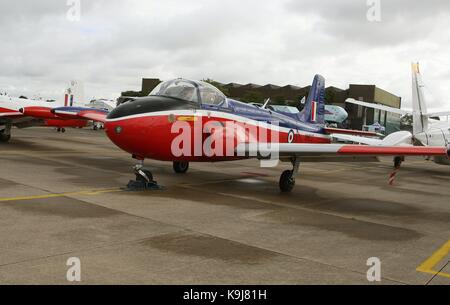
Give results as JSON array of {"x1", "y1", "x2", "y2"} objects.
[
  {"x1": 0, "y1": 0, "x2": 449, "y2": 111},
  {"x1": 286, "y1": 0, "x2": 450, "y2": 46}
]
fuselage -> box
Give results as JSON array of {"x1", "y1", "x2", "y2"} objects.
[
  {"x1": 0, "y1": 95, "x2": 87, "y2": 129},
  {"x1": 413, "y1": 120, "x2": 450, "y2": 165},
  {"x1": 414, "y1": 120, "x2": 450, "y2": 146},
  {"x1": 104, "y1": 95, "x2": 331, "y2": 162},
  {"x1": 0, "y1": 95, "x2": 55, "y2": 115}
]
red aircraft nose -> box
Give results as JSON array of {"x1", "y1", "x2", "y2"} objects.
[{"x1": 104, "y1": 115, "x2": 178, "y2": 161}]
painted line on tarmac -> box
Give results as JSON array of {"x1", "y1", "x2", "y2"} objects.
[
  {"x1": 416, "y1": 240, "x2": 450, "y2": 281},
  {"x1": 0, "y1": 188, "x2": 122, "y2": 203}
]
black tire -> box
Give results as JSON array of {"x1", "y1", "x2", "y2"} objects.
[
  {"x1": 93, "y1": 125, "x2": 98, "y2": 131},
  {"x1": 173, "y1": 161, "x2": 189, "y2": 174},
  {"x1": 61, "y1": 128, "x2": 66, "y2": 133},
  {"x1": 0, "y1": 133, "x2": 11, "y2": 143},
  {"x1": 136, "y1": 169, "x2": 153, "y2": 182},
  {"x1": 394, "y1": 156, "x2": 403, "y2": 169},
  {"x1": 279, "y1": 170, "x2": 295, "y2": 193}
]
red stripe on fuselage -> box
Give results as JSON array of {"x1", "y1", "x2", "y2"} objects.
[{"x1": 105, "y1": 114, "x2": 331, "y2": 162}]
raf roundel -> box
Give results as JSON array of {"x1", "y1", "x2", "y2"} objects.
[{"x1": 288, "y1": 130, "x2": 295, "y2": 143}]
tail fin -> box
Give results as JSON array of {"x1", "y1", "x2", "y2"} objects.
[
  {"x1": 411, "y1": 63, "x2": 428, "y2": 134},
  {"x1": 298, "y1": 75, "x2": 326, "y2": 124},
  {"x1": 64, "y1": 80, "x2": 86, "y2": 107}
]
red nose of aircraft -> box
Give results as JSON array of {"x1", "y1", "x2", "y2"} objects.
[{"x1": 104, "y1": 95, "x2": 199, "y2": 161}]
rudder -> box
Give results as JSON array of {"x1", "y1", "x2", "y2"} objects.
[{"x1": 298, "y1": 74, "x2": 326, "y2": 125}]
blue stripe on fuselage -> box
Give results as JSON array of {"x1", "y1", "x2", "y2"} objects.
[
  {"x1": 201, "y1": 99, "x2": 326, "y2": 135},
  {"x1": 54, "y1": 107, "x2": 109, "y2": 114}
]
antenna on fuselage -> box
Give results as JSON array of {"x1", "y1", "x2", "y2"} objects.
[{"x1": 261, "y1": 98, "x2": 271, "y2": 109}]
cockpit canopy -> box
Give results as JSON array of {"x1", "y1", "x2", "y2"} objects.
[{"x1": 149, "y1": 79, "x2": 226, "y2": 106}]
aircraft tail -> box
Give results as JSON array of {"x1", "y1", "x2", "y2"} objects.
[
  {"x1": 64, "y1": 80, "x2": 86, "y2": 108},
  {"x1": 411, "y1": 63, "x2": 429, "y2": 134},
  {"x1": 298, "y1": 75, "x2": 326, "y2": 125}
]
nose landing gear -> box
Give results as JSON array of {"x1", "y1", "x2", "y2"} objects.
[{"x1": 126, "y1": 159, "x2": 162, "y2": 191}]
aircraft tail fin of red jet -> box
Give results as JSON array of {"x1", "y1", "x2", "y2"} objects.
[{"x1": 298, "y1": 75, "x2": 325, "y2": 125}]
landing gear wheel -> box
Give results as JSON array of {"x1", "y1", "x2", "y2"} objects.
[
  {"x1": 394, "y1": 156, "x2": 404, "y2": 169},
  {"x1": 279, "y1": 170, "x2": 295, "y2": 193},
  {"x1": 0, "y1": 133, "x2": 11, "y2": 143},
  {"x1": 57, "y1": 128, "x2": 61, "y2": 132},
  {"x1": 126, "y1": 160, "x2": 162, "y2": 191},
  {"x1": 0, "y1": 124, "x2": 11, "y2": 143},
  {"x1": 173, "y1": 161, "x2": 189, "y2": 174},
  {"x1": 136, "y1": 169, "x2": 153, "y2": 183},
  {"x1": 93, "y1": 125, "x2": 98, "y2": 131},
  {"x1": 61, "y1": 128, "x2": 66, "y2": 133}
]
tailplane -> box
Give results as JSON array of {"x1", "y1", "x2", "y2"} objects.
[
  {"x1": 411, "y1": 63, "x2": 429, "y2": 134},
  {"x1": 298, "y1": 75, "x2": 326, "y2": 125}
]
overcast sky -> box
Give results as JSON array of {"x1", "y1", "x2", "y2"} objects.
[{"x1": 1, "y1": 0, "x2": 450, "y2": 110}]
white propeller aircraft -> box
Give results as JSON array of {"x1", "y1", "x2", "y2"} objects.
[{"x1": 346, "y1": 63, "x2": 450, "y2": 165}]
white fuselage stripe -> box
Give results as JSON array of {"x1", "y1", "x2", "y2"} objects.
[{"x1": 105, "y1": 110, "x2": 331, "y2": 139}]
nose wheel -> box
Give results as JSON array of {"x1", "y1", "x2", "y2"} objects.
[
  {"x1": 279, "y1": 158, "x2": 300, "y2": 193},
  {"x1": 126, "y1": 160, "x2": 162, "y2": 191}
]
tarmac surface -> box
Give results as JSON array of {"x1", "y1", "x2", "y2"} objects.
[{"x1": 0, "y1": 127, "x2": 449, "y2": 285}]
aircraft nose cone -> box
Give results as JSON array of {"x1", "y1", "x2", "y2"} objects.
[{"x1": 104, "y1": 119, "x2": 143, "y2": 158}]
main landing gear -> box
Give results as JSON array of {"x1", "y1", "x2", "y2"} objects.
[
  {"x1": 56, "y1": 128, "x2": 66, "y2": 133},
  {"x1": 279, "y1": 158, "x2": 300, "y2": 193},
  {"x1": 126, "y1": 159, "x2": 162, "y2": 191},
  {"x1": 173, "y1": 161, "x2": 189, "y2": 174},
  {"x1": 389, "y1": 156, "x2": 405, "y2": 185},
  {"x1": 0, "y1": 122, "x2": 12, "y2": 143},
  {"x1": 394, "y1": 156, "x2": 404, "y2": 169}
]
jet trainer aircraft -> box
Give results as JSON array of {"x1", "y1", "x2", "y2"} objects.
[
  {"x1": 0, "y1": 83, "x2": 87, "y2": 142},
  {"x1": 21, "y1": 75, "x2": 450, "y2": 192}
]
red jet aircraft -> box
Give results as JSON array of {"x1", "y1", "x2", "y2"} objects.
[{"x1": 22, "y1": 75, "x2": 450, "y2": 192}]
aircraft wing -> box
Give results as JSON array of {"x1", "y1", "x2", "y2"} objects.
[
  {"x1": 346, "y1": 98, "x2": 450, "y2": 118},
  {"x1": 324, "y1": 127, "x2": 383, "y2": 137},
  {"x1": 425, "y1": 111, "x2": 450, "y2": 117},
  {"x1": 345, "y1": 98, "x2": 410, "y2": 116},
  {"x1": 330, "y1": 134, "x2": 383, "y2": 145},
  {"x1": 236, "y1": 143, "x2": 449, "y2": 158},
  {"x1": 0, "y1": 110, "x2": 23, "y2": 118},
  {"x1": 52, "y1": 107, "x2": 109, "y2": 123}
]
